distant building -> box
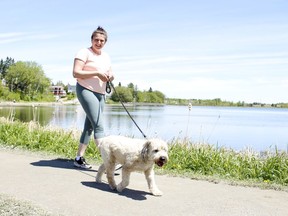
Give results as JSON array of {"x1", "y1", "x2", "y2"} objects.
[
  {"x1": 67, "y1": 84, "x2": 76, "y2": 94},
  {"x1": 50, "y1": 86, "x2": 67, "y2": 97}
]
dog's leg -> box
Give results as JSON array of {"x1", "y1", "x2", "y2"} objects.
[
  {"x1": 106, "y1": 162, "x2": 117, "y2": 190},
  {"x1": 95, "y1": 163, "x2": 105, "y2": 183},
  {"x1": 116, "y1": 168, "x2": 130, "y2": 192},
  {"x1": 144, "y1": 168, "x2": 163, "y2": 196}
]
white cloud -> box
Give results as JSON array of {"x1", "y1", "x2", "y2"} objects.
[{"x1": 0, "y1": 31, "x2": 61, "y2": 44}]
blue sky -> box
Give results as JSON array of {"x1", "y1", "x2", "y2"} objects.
[{"x1": 1, "y1": 0, "x2": 287, "y2": 103}]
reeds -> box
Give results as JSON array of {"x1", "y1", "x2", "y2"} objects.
[{"x1": 167, "y1": 140, "x2": 288, "y2": 186}]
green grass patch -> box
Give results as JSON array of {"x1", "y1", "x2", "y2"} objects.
[
  {"x1": 1, "y1": 117, "x2": 288, "y2": 190},
  {"x1": 165, "y1": 140, "x2": 288, "y2": 188},
  {"x1": 0, "y1": 117, "x2": 102, "y2": 162}
]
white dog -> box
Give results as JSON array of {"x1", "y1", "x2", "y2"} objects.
[{"x1": 95, "y1": 135, "x2": 169, "y2": 196}]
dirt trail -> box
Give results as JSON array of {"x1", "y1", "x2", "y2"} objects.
[{"x1": 1, "y1": 149, "x2": 288, "y2": 216}]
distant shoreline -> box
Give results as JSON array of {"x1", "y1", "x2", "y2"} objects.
[
  {"x1": 0, "y1": 100, "x2": 285, "y2": 108},
  {"x1": 0, "y1": 100, "x2": 79, "y2": 107},
  {"x1": 0, "y1": 100, "x2": 165, "y2": 107}
]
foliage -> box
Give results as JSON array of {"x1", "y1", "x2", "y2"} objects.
[
  {"x1": 0, "y1": 118, "x2": 100, "y2": 160},
  {"x1": 1, "y1": 57, "x2": 288, "y2": 107},
  {"x1": 0, "y1": 57, "x2": 15, "y2": 79},
  {"x1": 166, "y1": 98, "x2": 236, "y2": 106},
  {"x1": 127, "y1": 82, "x2": 137, "y2": 99},
  {"x1": 53, "y1": 80, "x2": 65, "y2": 86},
  {"x1": 66, "y1": 92, "x2": 77, "y2": 100},
  {"x1": 165, "y1": 98, "x2": 288, "y2": 108},
  {"x1": 1, "y1": 118, "x2": 288, "y2": 188},
  {"x1": 275, "y1": 103, "x2": 288, "y2": 108},
  {"x1": 110, "y1": 86, "x2": 134, "y2": 102},
  {"x1": 4, "y1": 61, "x2": 52, "y2": 101},
  {"x1": 110, "y1": 83, "x2": 165, "y2": 104},
  {"x1": 0, "y1": 85, "x2": 10, "y2": 98},
  {"x1": 167, "y1": 141, "x2": 288, "y2": 186}
]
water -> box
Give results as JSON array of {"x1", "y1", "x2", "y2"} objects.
[{"x1": 0, "y1": 104, "x2": 287, "y2": 151}]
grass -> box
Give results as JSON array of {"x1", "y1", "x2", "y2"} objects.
[
  {"x1": 1, "y1": 117, "x2": 288, "y2": 191},
  {"x1": 166, "y1": 141, "x2": 288, "y2": 189}
]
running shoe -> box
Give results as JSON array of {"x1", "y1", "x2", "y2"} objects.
[{"x1": 74, "y1": 157, "x2": 92, "y2": 169}]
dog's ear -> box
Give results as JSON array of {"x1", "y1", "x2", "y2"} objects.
[{"x1": 141, "y1": 141, "x2": 151, "y2": 162}]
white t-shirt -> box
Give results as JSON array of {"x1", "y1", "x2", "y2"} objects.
[{"x1": 75, "y1": 47, "x2": 112, "y2": 94}]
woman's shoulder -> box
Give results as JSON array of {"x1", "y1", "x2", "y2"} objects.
[
  {"x1": 75, "y1": 48, "x2": 90, "y2": 60},
  {"x1": 77, "y1": 47, "x2": 90, "y2": 54}
]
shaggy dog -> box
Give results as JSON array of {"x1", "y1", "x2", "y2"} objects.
[{"x1": 95, "y1": 135, "x2": 169, "y2": 196}]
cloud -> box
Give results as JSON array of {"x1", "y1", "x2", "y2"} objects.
[{"x1": 0, "y1": 31, "x2": 60, "y2": 44}]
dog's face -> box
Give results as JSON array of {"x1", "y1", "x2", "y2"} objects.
[{"x1": 141, "y1": 139, "x2": 169, "y2": 167}]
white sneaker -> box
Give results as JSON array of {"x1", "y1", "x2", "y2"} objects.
[{"x1": 73, "y1": 157, "x2": 92, "y2": 169}]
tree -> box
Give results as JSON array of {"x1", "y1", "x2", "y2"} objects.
[
  {"x1": 127, "y1": 82, "x2": 137, "y2": 100},
  {"x1": 109, "y1": 83, "x2": 165, "y2": 104},
  {"x1": 55, "y1": 81, "x2": 65, "y2": 86},
  {"x1": 110, "y1": 86, "x2": 133, "y2": 102},
  {"x1": 127, "y1": 83, "x2": 134, "y2": 89},
  {"x1": 0, "y1": 57, "x2": 15, "y2": 79},
  {"x1": 153, "y1": 90, "x2": 165, "y2": 103},
  {"x1": 5, "y1": 61, "x2": 51, "y2": 100}
]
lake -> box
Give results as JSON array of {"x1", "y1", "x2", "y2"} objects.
[{"x1": 0, "y1": 104, "x2": 287, "y2": 152}]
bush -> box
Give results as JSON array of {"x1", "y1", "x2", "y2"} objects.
[{"x1": 5, "y1": 91, "x2": 20, "y2": 101}]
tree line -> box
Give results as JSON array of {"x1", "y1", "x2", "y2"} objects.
[
  {"x1": 109, "y1": 82, "x2": 165, "y2": 103},
  {"x1": 1, "y1": 57, "x2": 287, "y2": 107},
  {"x1": 0, "y1": 57, "x2": 165, "y2": 103}
]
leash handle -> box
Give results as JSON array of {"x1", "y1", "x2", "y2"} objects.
[
  {"x1": 108, "y1": 81, "x2": 147, "y2": 139},
  {"x1": 106, "y1": 81, "x2": 112, "y2": 94}
]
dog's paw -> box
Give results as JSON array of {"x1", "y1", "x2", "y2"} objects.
[
  {"x1": 116, "y1": 184, "x2": 124, "y2": 192},
  {"x1": 151, "y1": 189, "x2": 163, "y2": 196},
  {"x1": 109, "y1": 184, "x2": 117, "y2": 191},
  {"x1": 95, "y1": 177, "x2": 102, "y2": 183},
  {"x1": 95, "y1": 174, "x2": 102, "y2": 183}
]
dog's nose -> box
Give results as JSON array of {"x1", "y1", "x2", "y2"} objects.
[{"x1": 160, "y1": 156, "x2": 167, "y2": 162}]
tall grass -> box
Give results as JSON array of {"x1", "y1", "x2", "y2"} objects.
[
  {"x1": 0, "y1": 117, "x2": 101, "y2": 161},
  {"x1": 167, "y1": 141, "x2": 288, "y2": 186},
  {"x1": 1, "y1": 117, "x2": 288, "y2": 188}
]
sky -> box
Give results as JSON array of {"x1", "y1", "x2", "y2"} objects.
[{"x1": 1, "y1": 0, "x2": 288, "y2": 104}]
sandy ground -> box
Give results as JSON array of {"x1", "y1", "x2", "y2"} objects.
[{"x1": 1, "y1": 148, "x2": 288, "y2": 216}]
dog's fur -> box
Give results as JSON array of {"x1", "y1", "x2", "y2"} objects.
[{"x1": 95, "y1": 135, "x2": 169, "y2": 196}]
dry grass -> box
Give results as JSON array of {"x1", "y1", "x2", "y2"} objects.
[{"x1": 0, "y1": 193, "x2": 59, "y2": 216}]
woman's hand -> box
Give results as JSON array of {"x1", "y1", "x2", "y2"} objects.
[
  {"x1": 97, "y1": 72, "x2": 110, "y2": 82},
  {"x1": 108, "y1": 74, "x2": 114, "y2": 82}
]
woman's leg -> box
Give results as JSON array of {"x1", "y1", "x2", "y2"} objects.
[
  {"x1": 94, "y1": 95, "x2": 105, "y2": 147},
  {"x1": 78, "y1": 87, "x2": 105, "y2": 141},
  {"x1": 76, "y1": 116, "x2": 93, "y2": 157},
  {"x1": 74, "y1": 83, "x2": 105, "y2": 168},
  {"x1": 74, "y1": 115, "x2": 93, "y2": 169}
]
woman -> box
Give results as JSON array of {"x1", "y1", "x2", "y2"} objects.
[{"x1": 73, "y1": 26, "x2": 114, "y2": 169}]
